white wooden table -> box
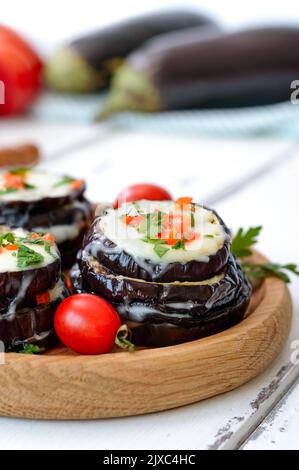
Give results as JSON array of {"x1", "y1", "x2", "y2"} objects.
[{"x1": 0, "y1": 118, "x2": 298, "y2": 450}]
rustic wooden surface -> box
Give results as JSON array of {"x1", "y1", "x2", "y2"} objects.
[
  {"x1": 0, "y1": 120, "x2": 298, "y2": 448},
  {"x1": 0, "y1": 251, "x2": 292, "y2": 419}
]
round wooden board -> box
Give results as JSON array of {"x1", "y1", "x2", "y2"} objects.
[{"x1": 0, "y1": 252, "x2": 292, "y2": 420}]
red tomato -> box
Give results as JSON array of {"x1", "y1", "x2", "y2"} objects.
[
  {"x1": 0, "y1": 25, "x2": 43, "y2": 116},
  {"x1": 114, "y1": 183, "x2": 172, "y2": 208},
  {"x1": 54, "y1": 294, "x2": 121, "y2": 355}
]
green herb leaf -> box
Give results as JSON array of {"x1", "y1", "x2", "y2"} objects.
[
  {"x1": 242, "y1": 262, "x2": 299, "y2": 284},
  {"x1": 19, "y1": 344, "x2": 41, "y2": 354},
  {"x1": 0, "y1": 187, "x2": 18, "y2": 196},
  {"x1": 43, "y1": 240, "x2": 56, "y2": 258},
  {"x1": 191, "y1": 212, "x2": 195, "y2": 228},
  {"x1": 231, "y1": 226, "x2": 262, "y2": 258},
  {"x1": 10, "y1": 168, "x2": 29, "y2": 176},
  {"x1": 0, "y1": 232, "x2": 15, "y2": 246},
  {"x1": 17, "y1": 244, "x2": 44, "y2": 268},
  {"x1": 24, "y1": 183, "x2": 36, "y2": 190},
  {"x1": 142, "y1": 237, "x2": 165, "y2": 245},
  {"x1": 19, "y1": 237, "x2": 43, "y2": 245},
  {"x1": 154, "y1": 243, "x2": 169, "y2": 258},
  {"x1": 205, "y1": 234, "x2": 214, "y2": 239},
  {"x1": 53, "y1": 176, "x2": 74, "y2": 187},
  {"x1": 173, "y1": 240, "x2": 185, "y2": 250}
]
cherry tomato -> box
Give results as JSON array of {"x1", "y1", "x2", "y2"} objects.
[
  {"x1": 54, "y1": 294, "x2": 121, "y2": 355},
  {"x1": 0, "y1": 25, "x2": 43, "y2": 116},
  {"x1": 114, "y1": 183, "x2": 172, "y2": 208}
]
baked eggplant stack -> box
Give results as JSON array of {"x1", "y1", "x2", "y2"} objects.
[
  {"x1": 0, "y1": 168, "x2": 93, "y2": 268},
  {"x1": 72, "y1": 199, "x2": 252, "y2": 347},
  {"x1": 0, "y1": 227, "x2": 68, "y2": 352}
]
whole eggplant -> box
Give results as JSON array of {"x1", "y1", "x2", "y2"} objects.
[
  {"x1": 99, "y1": 26, "x2": 299, "y2": 118},
  {"x1": 45, "y1": 9, "x2": 215, "y2": 92}
]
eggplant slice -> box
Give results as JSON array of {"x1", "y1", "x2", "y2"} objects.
[
  {"x1": 0, "y1": 198, "x2": 92, "y2": 231},
  {"x1": 0, "y1": 237, "x2": 60, "y2": 301},
  {"x1": 122, "y1": 274, "x2": 251, "y2": 347},
  {"x1": 71, "y1": 254, "x2": 252, "y2": 347},
  {"x1": 0, "y1": 169, "x2": 87, "y2": 215},
  {"x1": 79, "y1": 253, "x2": 242, "y2": 314},
  {"x1": 83, "y1": 204, "x2": 231, "y2": 282},
  {"x1": 0, "y1": 286, "x2": 68, "y2": 352}
]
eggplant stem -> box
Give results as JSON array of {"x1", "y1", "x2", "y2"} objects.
[{"x1": 115, "y1": 324, "x2": 135, "y2": 352}]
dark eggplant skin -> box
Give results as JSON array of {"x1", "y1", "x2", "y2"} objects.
[
  {"x1": 0, "y1": 257, "x2": 60, "y2": 301},
  {"x1": 121, "y1": 274, "x2": 252, "y2": 347},
  {"x1": 58, "y1": 227, "x2": 89, "y2": 269},
  {"x1": 46, "y1": 10, "x2": 216, "y2": 93},
  {"x1": 70, "y1": 258, "x2": 251, "y2": 347},
  {"x1": 0, "y1": 291, "x2": 68, "y2": 353},
  {"x1": 0, "y1": 198, "x2": 92, "y2": 230},
  {"x1": 0, "y1": 183, "x2": 86, "y2": 216},
  {"x1": 69, "y1": 263, "x2": 85, "y2": 294},
  {"x1": 99, "y1": 26, "x2": 299, "y2": 118},
  {"x1": 78, "y1": 253, "x2": 242, "y2": 315},
  {"x1": 82, "y1": 205, "x2": 231, "y2": 283}
]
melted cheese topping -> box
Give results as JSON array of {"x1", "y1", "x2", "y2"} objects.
[
  {"x1": 98, "y1": 200, "x2": 228, "y2": 264},
  {"x1": 0, "y1": 227, "x2": 59, "y2": 273},
  {"x1": 0, "y1": 168, "x2": 77, "y2": 202}
]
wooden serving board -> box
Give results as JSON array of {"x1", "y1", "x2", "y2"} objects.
[{"x1": 0, "y1": 252, "x2": 292, "y2": 420}]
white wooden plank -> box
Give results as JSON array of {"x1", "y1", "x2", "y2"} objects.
[
  {"x1": 41, "y1": 130, "x2": 294, "y2": 204},
  {"x1": 0, "y1": 118, "x2": 110, "y2": 160},
  {"x1": 242, "y1": 378, "x2": 299, "y2": 449}
]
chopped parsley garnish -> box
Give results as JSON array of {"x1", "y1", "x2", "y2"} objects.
[
  {"x1": 16, "y1": 244, "x2": 44, "y2": 268},
  {"x1": 153, "y1": 243, "x2": 170, "y2": 258},
  {"x1": 173, "y1": 240, "x2": 185, "y2": 250},
  {"x1": 205, "y1": 234, "x2": 214, "y2": 238},
  {"x1": 0, "y1": 232, "x2": 15, "y2": 245},
  {"x1": 53, "y1": 176, "x2": 74, "y2": 187},
  {"x1": 19, "y1": 344, "x2": 41, "y2": 354},
  {"x1": 24, "y1": 183, "x2": 36, "y2": 190},
  {"x1": 10, "y1": 168, "x2": 29, "y2": 176},
  {"x1": 142, "y1": 237, "x2": 170, "y2": 258},
  {"x1": 191, "y1": 212, "x2": 195, "y2": 228},
  {"x1": 0, "y1": 187, "x2": 18, "y2": 195}
]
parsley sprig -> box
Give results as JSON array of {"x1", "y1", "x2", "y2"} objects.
[
  {"x1": 16, "y1": 245, "x2": 44, "y2": 268},
  {"x1": 231, "y1": 226, "x2": 262, "y2": 258},
  {"x1": 53, "y1": 176, "x2": 74, "y2": 187},
  {"x1": 19, "y1": 344, "x2": 41, "y2": 354},
  {"x1": 231, "y1": 226, "x2": 299, "y2": 284}
]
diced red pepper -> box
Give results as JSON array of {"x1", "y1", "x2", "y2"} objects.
[
  {"x1": 42, "y1": 232, "x2": 55, "y2": 245},
  {"x1": 30, "y1": 232, "x2": 40, "y2": 240},
  {"x1": 176, "y1": 197, "x2": 193, "y2": 209},
  {"x1": 122, "y1": 215, "x2": 143, "y2": 227},
  {"x1": 5, "y1": 244, "x2": 19, "y2": 251},
  {"x1": 71, "y1": 179, "x2": 84, "y2": 190},
  {"x1": 186, "y1": 232, "x2": 200, "y2": 243},
  {"x1": 3, "y1": 172, "x2": 24, "y2": 189},
  {"x1": 36, "y1": 291, "x2": 50, "y2": 305}
]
